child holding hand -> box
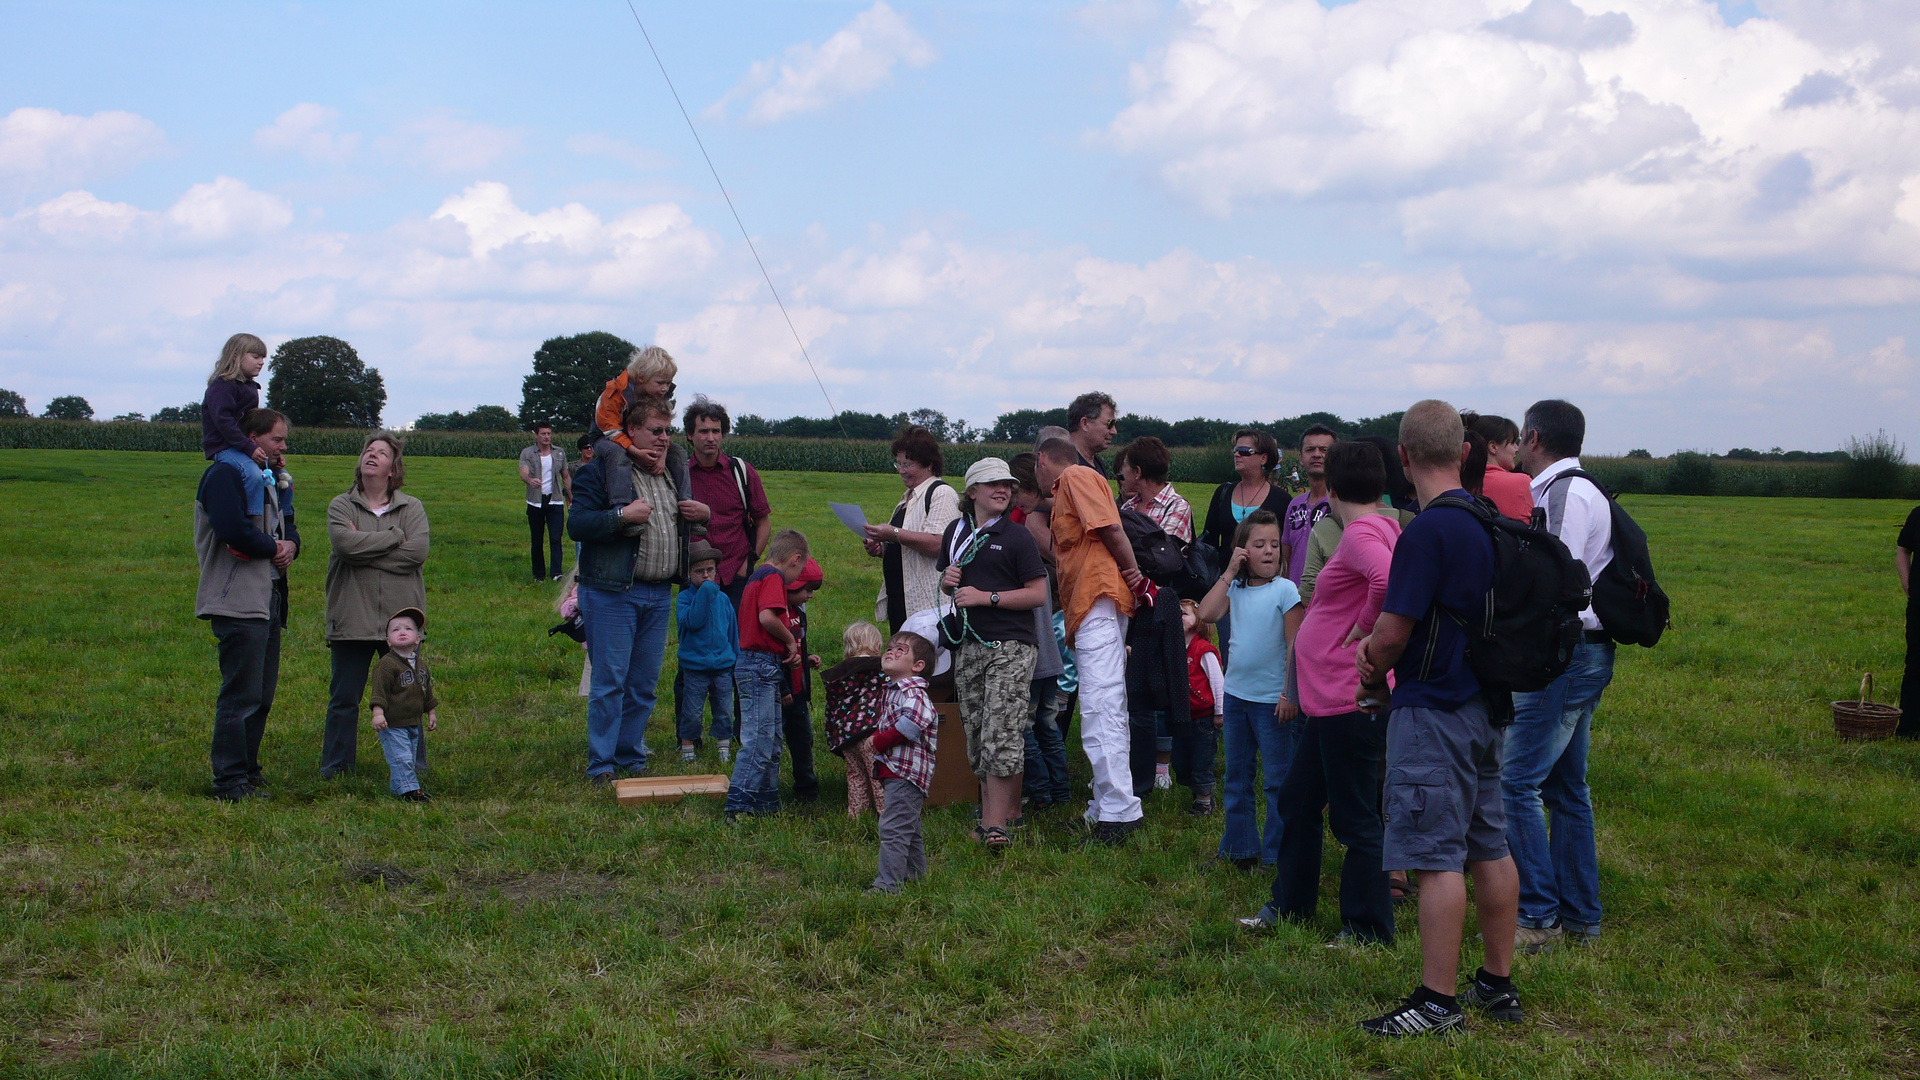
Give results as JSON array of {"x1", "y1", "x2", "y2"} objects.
[
  {"x1": 824, "y1": 622, "x2": 888, "y2": 817},
  {"x1": 868, "y1": 632, "x2": 940, "y2": 895},
  {"x1": 369, "y1": 607, "x2": 439, "y2": 803}
]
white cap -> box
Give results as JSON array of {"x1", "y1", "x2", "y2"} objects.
[{"x1": 963, "y1": 457, "x2": 1015, "y2": 488}]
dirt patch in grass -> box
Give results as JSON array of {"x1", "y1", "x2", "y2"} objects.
[{"x1": 456, "y1": 871, "x2": 623, "y2": 903}]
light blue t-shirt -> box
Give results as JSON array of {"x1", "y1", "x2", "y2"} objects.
[
  {"x1": 1223, "y1": 576, "x2": 1301, "y2": 704},
  {"x1": 1231, "y1": 502, "x2": 1258, "y2": 524}
]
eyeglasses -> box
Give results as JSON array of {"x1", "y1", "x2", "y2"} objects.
[
  {"x1": 893, "y1": 459, "x2": 912, "y2": 471},
  {"x1": 1233, "y1": 446, "x2": 1262, "y2": 456}
]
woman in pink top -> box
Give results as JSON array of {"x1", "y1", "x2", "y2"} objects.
[
  {"x1": 1241, "y1": 440, "x2": 1401, "y2": 945},
  {"x1": 1467, "y1": 412, "x2": 1535, "y2": 520}
]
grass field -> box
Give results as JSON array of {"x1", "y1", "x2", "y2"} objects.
[{"x1": 2, "y1": 450, "x2": 1916, "y2": 1079}]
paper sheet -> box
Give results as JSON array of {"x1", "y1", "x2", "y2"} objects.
[{"x1": 829, "y1": 502, "x2": 870, "y2": 539}]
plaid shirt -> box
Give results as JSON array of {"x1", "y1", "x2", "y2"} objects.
[
  {"x1": 1123, "y1": 484, "x2": 1194, "y2": 544},
  {"x1": 874, "y1": 676, "x2": 939, "y2": 795}
]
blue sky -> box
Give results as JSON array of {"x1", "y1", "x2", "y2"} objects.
[{"x1": 3, "y1": 0, "x2": 1917, "y2": 453}]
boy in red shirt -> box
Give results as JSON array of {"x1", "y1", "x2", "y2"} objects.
[{"x1": 724, "y1": 529, "x2": 812, "y2": 819}]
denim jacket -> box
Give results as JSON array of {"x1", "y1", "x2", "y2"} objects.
[{"x1": 568, "y1": 453, "x2": 689, "y2": 591}]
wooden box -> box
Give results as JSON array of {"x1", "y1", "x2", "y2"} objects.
[
  {"x1": 614, "y1": 774, "x2": 730, "y2": 806},
  {"x1": 925, "y1": 703, "x2": 978, "y2": 808}
]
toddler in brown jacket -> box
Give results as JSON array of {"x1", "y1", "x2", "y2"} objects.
[{"x1": 369, "y1": 607, "x2": 439, "y2": 802}]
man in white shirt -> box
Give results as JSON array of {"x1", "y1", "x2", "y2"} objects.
[
  {"x1": 519, "y1": 422, "x2": 571, "y2": 581},
  {"x1": 1509, "y1": 399, "x2": 1614, "y2": 953}
]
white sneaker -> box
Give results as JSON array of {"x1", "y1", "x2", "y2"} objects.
[
  {"x1": 1153, "y1": 772, "x2": 1172, "y2": 790},
  {"x1": 717, "y1": 745, "x2": 731, "y2": 764}
]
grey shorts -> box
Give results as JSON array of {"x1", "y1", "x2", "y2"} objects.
[{"x1": 1382, "y1": 698, "x2": 1509, "y2": 873}]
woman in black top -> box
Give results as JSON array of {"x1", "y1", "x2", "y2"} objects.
[
  {"x1": 938, "y1": 457, "x2": 1049, "y2": 846},
  {"x1": 1200, "y1": 429, "x2": 1292, "y2": 553}
]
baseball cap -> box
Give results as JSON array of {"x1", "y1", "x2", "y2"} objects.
[{"x1": 963, "y1": 457, "x2": 1015, "y2": 488}]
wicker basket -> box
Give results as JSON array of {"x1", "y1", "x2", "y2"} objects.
[{"x1": 1832, "y1": 673, "x2": 1902, "y2": 741}]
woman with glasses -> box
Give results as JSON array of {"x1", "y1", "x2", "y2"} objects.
[
  {"x1": 863, "y1": 425, "x2": 961, "y2": 635},
  {"x1": 1200, "y1": 429, "x2": 1289, "y2": 665}
]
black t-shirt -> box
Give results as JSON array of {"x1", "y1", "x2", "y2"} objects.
[
  {"x1": 939, "y1": 516, "x2": 1048, "y2": 645},
  {"x1": 1901, "y1": 506, "x2": 1920, "y2": 553}
]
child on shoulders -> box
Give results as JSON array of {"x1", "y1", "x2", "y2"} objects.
[
  {"x1": 824, "y1": 622, "x2": 888, "y2": 818},
  {"x1": 202, "y1": 334, "x2": 273, "y2": 516},
  {"x1": 868, "y1": 632, "x2": 940, "y2": 895}
]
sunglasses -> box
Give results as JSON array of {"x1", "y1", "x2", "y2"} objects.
[{"x1": 1233, "y1": 446, "x2": 1263, "y2": 456}]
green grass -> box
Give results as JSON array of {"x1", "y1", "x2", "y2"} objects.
[{"x1": 2, "y1": 451, "x2": 1916, "y2": 1078}]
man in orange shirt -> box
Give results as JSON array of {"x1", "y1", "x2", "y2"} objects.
[{"x1": 1034, "y1": 436, "x2": 1147, "y2": 841}]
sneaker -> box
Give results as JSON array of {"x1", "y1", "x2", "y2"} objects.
[
  {"x1": 1153, "y1": 771, "x2": 1172, "y2": 790},
  {"x1": 1514, "y1": 925, "x2": 1563, "y2": 954},
  {"x1": 1186, "y1": 795, "x2": 1214, "y2": 816},
  {"x1": 1459, "y1": 975, "x2": 1524, "y2": 1023},
  {"x1": 680, "y1": 746, "x2": 697, "y2": 763},
  {"x1": 1236, "y1": 904, "x2": 1278, "y2": 932},
  {"x1": 212, "y1": 785, "x2": 262, "y2": 803},
  {"x1": 1360, "y1": 993, "x2": 1464, "y2": 1038},
  {"x1": 1083, "y1": 802, "x2": 1099, "y2": 825},
  {"x1": 717, "y1": 745, "x2": 731, "y2": 764},
  {"x1": 1090, "y1": 819, "x2": 1142, "y2": 846},
  {"x1": 588, "y1": 771, "x2": 615, "y2": 786},
  {"x1": 401, "y1": 789, "x2": 431, "y2": 803}
]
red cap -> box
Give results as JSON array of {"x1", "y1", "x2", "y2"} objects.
[{"x1": 793, "y1": 558, "x2": 824, "y2": 587}]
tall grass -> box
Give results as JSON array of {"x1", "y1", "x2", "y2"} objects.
[{"x1": 6, "y1": 419, "x2": 1919, "y2": 497}]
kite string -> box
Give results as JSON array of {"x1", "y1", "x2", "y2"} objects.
[{"x1": 621, "y1": 1, "x2": 846, "y2": 436}]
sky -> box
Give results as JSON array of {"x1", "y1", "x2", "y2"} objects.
[{"x1": 2, "y1": 0, "x2": 1918, "y2": 454}]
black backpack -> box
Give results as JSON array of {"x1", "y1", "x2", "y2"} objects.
[
  {"x1": 1540, "y1": 469, "x2": 1670, "y2": 647},
  {"x1": 1119, "y1": 508, "x2": 1188, "y2": 582},
  {"x1": 1425, "y1": 494, "x2": 1592, "y2": 694}
]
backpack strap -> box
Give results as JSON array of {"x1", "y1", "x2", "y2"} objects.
[
  {"x1": 923, "y1": 479, "x2": 950, "y2": 516},
  {"x1": 730, "y1": 455, "x2": 756, "y2": 529}
]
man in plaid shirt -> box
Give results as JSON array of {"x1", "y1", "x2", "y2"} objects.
[{"x1": 868, "y1": 632, "x2": 942, "y2": 894}]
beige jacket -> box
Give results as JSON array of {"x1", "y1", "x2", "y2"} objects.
[{"x1": 325, "y1": 489, "x2": 430, "y2": 641}]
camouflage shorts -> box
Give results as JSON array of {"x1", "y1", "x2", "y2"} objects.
[{"x1": 956, "y1": 639, "x2": 1038, "y2": 778}]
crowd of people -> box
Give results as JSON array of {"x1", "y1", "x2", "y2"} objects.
[{"x1": 192, "y1": 334, "x2": 1680, "y2": 1038}]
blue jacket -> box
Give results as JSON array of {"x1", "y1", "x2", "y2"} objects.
[
  {"x1": 675, "y1": 580, "x2": 739, "y2": 672},
  {"x1": 567, "y1": 452, "x2": 690, "y2": 592}
]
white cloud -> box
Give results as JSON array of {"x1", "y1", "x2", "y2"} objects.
[
  {"x1": 1104, "y1": 0, "x2": 1920, "y2": 274},
  {"x1": 253, "y1": 104, "x2": 361, "y2": 165},
  {"x1": 0, "y1": 107, "x2": 167, "y2": 200},
  {"x1": 164, "y1": 177, "x2": 295, "y2": 243},
  {"x1": 707, "y1": 2, "x2": 935, "y2": 124},
  {"x1": 385, "y1": 115, "x2": 523, "y2": 172}
]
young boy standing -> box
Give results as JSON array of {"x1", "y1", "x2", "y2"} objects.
[
  {"x1": 868, "y1": 632, "x2": 940, "y2": 894},
  {"x1": 676, "y1": 540, "x2": 738, "y2": 764},
  {"x1": 369, "y1": 607, "x2": 439, "y2": 803},
  {"x1": 725, "y1": 529, "x2": 812, "y2": 819}
]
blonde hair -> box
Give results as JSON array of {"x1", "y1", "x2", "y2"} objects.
[
  {"x1": 209, "y1": 333, "x2": 268, "y2": 383},
  {"x1": 842, "y1": 621, "x2": 884, "y2": 657},
  {"x1": 626, "y1": 345, "x2": 677, "y2": 383},
  {"x1": 552, "y1": 566, "x2": 580, "y2": 614},
  {"x1": 351, "y1": 432, "x2": 407, "y2": 494},
  {"x1": 1181, "y1": 599, "x2": 1213, "y2": 644},
  {"x1": 765, "y1": 527, "x2": 810, "y2": 565},
  {"x1": 1398, "y1": 399, "x2": 1466, "y2": 469}
]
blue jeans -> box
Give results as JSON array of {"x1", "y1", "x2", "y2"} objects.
[
  {"x1": 579, "y1": 580, "x2": 672, "y2": 777},
  {"x1": 215, "y1": 447, "x2": 268, "y2": 516},
  {"x1": 376, "y1": 725, "x2": 424, "y2": 796},
  {"x1": 1506, "y1": 641, "x2": 1614, "y2": 934},
  {"x1": 676, "y1": 667, "x2": 735, "y2": 744},
  {"x1": 1218, "y1": 694, "x2": 1303, "y2": 864},
  {"x1": 1023, "y1": 679, "x2": 1071, "y2": 806},
  {"x1": 725, "y1": 650, "x2": 785, "y2": 814}
]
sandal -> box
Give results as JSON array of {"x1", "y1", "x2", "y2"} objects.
[
  {"x1": 981, "y1": 825, "x2": 1013, "y2": 850},
  {"x1": 1389, "y1": 877, "x2": 1419, "y2": 902}
]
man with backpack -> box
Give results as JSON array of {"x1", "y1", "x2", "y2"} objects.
[
  {"x1": 684, "y1": 396, "x2": 772, "y2": 611},
  {"x1": 1353, "y1": 400, "x2": 1522, "y2": 1037},
  {"x1": 1508, "y1": 399, "x2": 1618, "y2": 952}
]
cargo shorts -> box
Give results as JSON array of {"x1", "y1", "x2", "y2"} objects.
[
  {"x1": 1382, "y1": 697, "x2": 1509, "y2": 873},
  {"x1": 956, "y1": 639, "x2": 1038, "y2": 779}
]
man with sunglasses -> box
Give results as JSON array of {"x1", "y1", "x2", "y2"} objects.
[{"x1": 1066, "y1": 391, "x2": 1119, "y2": 479}]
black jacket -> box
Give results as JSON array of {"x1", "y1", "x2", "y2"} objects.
[{"x1": 1200, "y1": 481, "x2": 1291, "y2": 553}]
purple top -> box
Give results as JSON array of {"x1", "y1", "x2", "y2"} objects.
[
  {"x1": 201, "y1": 378, "x2": 261, "y2": 459},
  {"x1": 1282, "y1": 491, "x2": 1329, "y2": 583}
]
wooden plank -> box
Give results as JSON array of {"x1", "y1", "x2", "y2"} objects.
[
  {"x1": 614, "y1": 774, "x2": 730, "y2": 806},
  {"x1": 924, "y1": 703, "x2": 978, "y2": 808}
]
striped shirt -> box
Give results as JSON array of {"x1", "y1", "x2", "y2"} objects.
[{"x1": 630, "y1": 466, "x2": 681, "y2": 582}]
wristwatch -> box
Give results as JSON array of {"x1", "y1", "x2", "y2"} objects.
[{"x1": 990, "y1": 592, "x2": 1001, "y2": 606}]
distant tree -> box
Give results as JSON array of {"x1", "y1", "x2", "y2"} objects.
[
  {"x1": 1349, "y1": 411, "x2": 1405, "y2": 440},
  {"x1": 988, "y1": 408, "x2": 1068, "y2": 444},
  {"x1": 1625, "y1": 448, "x2": 1653, "y2": 459},
  {"x1": 415, "y1": 404, "x2": 520, "y2": 431},
  {"x1": 0, "y1": 389, "x2": 28, "y2": 419},
  {"x1": 768, "y1": 411, "x2": 900, "y2": 440},
  {"x1": 734, "y1": 414, "x2": 773, "y2": 437},
  {"x1": 1115, "y1": 413, "x2": 1173, "y2": 444},
  {"x1": 1840, "y1": 430, "x2": 1908, "y2": 499},
  {"x1": 266, "y1": 336, "x2": 385, "y2": 428},
  {"x1": 43, "y1": 395, "x2": 93, "y2": 421},
  {"x1": 153, "y1": 402, "x2": 202, "y2": 424},
  {"x1": 908, "y1": 408, "x2": 951, "y2": 440},
  {"x1": 111, "y1": 411, "x2": 147, "y2": 423},
  {"x1": 520, "y1": 331, "x2": 637, "y2": 431},
  {"x1": 1165, "y1": 417, "x2": 1239, "y2": 447}
]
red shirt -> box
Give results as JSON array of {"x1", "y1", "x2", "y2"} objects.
[
  {"x1": 688, "y1": 452, "x2": 771, "y2": 586},
  {"x1": 736, "y1": 565, "x2": 790, "y2": 655},
  {"x1": 1481, "y1": 463, "x2": 1536, "y2": 521}
]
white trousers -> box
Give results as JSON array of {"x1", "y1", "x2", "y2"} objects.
[{"x1": 1076, "y1": 598, "x2": 1142, "y2": 823}]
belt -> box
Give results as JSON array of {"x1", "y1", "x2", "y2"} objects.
[{"x1": 1582, "y1": 629, "x2": 1612, "y2": 644}]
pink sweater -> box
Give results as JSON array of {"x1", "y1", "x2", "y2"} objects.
[{"x1": 1294, "y1": 513, "x2": 1401, "y2": 717}]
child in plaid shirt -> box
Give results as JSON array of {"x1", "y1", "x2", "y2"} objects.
[{"x1": 867, "y1": 632, "x2": 940, "y2": 894}]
